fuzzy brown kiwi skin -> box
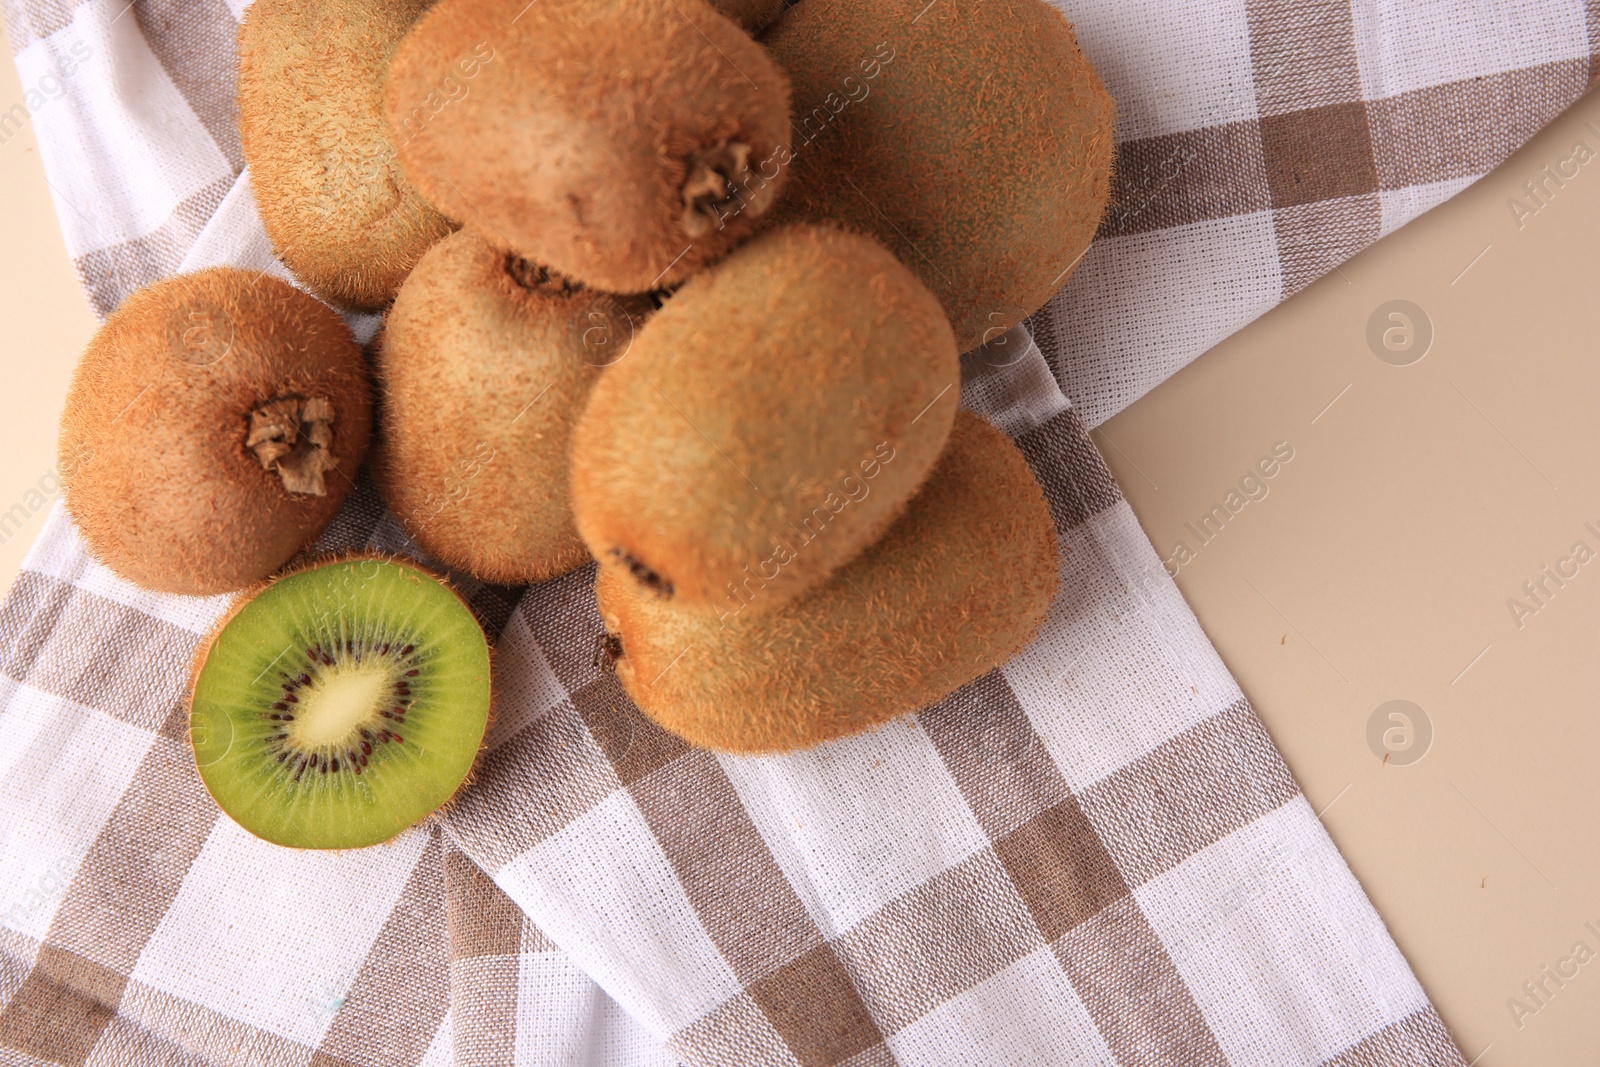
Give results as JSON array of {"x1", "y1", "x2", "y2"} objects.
[
  {"x1": 710, "y1": 0, "x2": 787, "y2": 32},
  {"x1": 597, "y1": 411, "x2": 1059, "y2": 753},
  {"x1": 386, "y1": 0, "x2": 792, "y2": 294},
  {"x1": 569, "y1": 223, "x2": 959, "y2": 618},
  {"x1": 375, "y1": 230, "x2": 655, "y2": 585},
  {"x1": 58, "y1": 269, "x2": 371, "y2": 597},
  {"x1": 238, "y1": 0, "x2": 455, "y2": 311},
  {"x1": 186, "y1": 551, "x2": 495, "y2": 851},
  {"x1": 765, "y1": 0, "x2": 1115, "y2": 351}
]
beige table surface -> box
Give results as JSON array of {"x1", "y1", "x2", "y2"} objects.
[
  {"x1": 1, "y1": 15, "x2": 1595, "y2": 1065},
  {"x1": 0, "y1": 19, "x2": 97, "y2": 591}
]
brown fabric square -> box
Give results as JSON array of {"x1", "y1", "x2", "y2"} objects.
[
  {"x1": 631, "y1": 748, "x2": 822, "y2": 983},
  {"x1": 513, "y1": 563, "x2": 609, "y2": 692},
  {"x1": 1055, "y1": 897, "x2": 1228, "y2": 1067},
  {"x1": 1246, "y1": 0, "x2": 1363, "y2": 116},
  {"x1": 50, "y1": 737, "x2": 217, "y2": 975},
  {"x1": 1080, "y1": 700, "x2": 1301, "y2": 888},
  {"x1": 444, "y1": 695, "x2": 621, "y2": 868},
  {"x1": 0, "y1": 945, "x2": 124, "y2": 1066},
  {"x1": 995, "y1": 797, "x2": 1129, "y2": 942},
  {"x1": 1319, "y1": 1005, "x2": 1467, "y2": 1066},
  {"x1": 838, "y1": 850, "x2": 1041, "y2": 1035},
  {"x1": 748, "y1": 944, "x2": 882, "y2": 1067},
  {"x1": 1014, "y1": 407, "x2": 1122, "y2": 532},
  {"x1": 574, "y1": 674, "x2": 688, "y2": 786},
  {"x1": 1369, "y1": 62, "x2": 1589, "y2": 190},
  {"x1": 0, "y1": 573, "x2": 198, "y2": 734},
  {"x1": 444, "y1": 842, "x2": 524, "y2": 960},
  {"x1": 448, "y1": 957, "x2": 520, "y2": 1067},
  {"x1": 1260, "y1": 103, "x2": 1378, "y2": 208},
  {"x1": 115, "y1": 982, "x2": 312, "y2": 1066},
  {"x1": 1100, "y1": 123, "x2": 1271, "y2": 238},
  {"x1": 460, "y1": 578, "x2": 525, "y2": 644},
  {"x1": 316, "y1": 834, "x2": 448, "y2": 1067},
  {"x1": 919, "y1": 671, "x2": 1072, "y2": 841},
  {"x1": 133, "y1": 0, "x2": 242, "y2": 171}
]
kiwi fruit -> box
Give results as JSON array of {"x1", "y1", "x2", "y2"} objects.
[
  {"x1": 570, "y1": 223, "x2": 959, "y2": 618},
  {"x1": 597, "y1": 410, "x2": 1058, "y2": 752},
  {"x1": 376, "y1": 230, "x2": 653, "y2": 584},
  {"x1": 386, "y1": 0, "x2": 792, "y2": 293},
  {"x1": 58, "y1": 269, "x2": 371, "y2": 596},
  {"x1": 238, "y1": 0, "x2": 454, "y2": 311},
  {"x1": 189, "y1": 556, "x2": 491, "y2": 849},
  {"x1": 764, "y1": 0, "x2": 1115, "y2": 351}
]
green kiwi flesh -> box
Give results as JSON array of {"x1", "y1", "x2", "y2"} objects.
[
  {"x1": 764, "y1": 0, "x2": 1115, "y2": 351},
  {"x1": 597, "y1": 410, "x2": 1058, "y2": 753},
  {"x1": 189, "y1": 557, "x2": 491, "y2": 850}
]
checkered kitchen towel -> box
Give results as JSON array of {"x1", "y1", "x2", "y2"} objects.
[{"x1": 1, "y1": 0, "x2": 1592, "y2": 1064}]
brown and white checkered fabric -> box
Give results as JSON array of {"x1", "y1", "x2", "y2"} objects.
[{"x1": 3, "y1": 0, "x2": 1591, "y2": 1063}]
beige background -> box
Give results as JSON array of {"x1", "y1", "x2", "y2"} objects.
[
  {"x1": 0, "y1": 19, "x2": 97, "y2": 589},
  {"x1": 1, "y1": 11, "x2": 1596, "y2": 1064},
  {"x1": 1100, "y1": 93, "x2": 1599, "y2": 1065}
]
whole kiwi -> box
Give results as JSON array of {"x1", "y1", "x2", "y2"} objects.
[
  {"x1": 386, "y1": 0, "x2": 792, "y2": 294},
  {"x1": 570, "y1": 224, "x2": 959, "y2": 618},
  {"x1": 238, "y1": 0, "x2": 454, "y2": 311},
  {"x1": 764, "y1": 0, "x2": 1115, "y2": 351},
  {"x1": 598, "y1": 410, "x2": 1059, "y2": 753},
  {"x1": 376, "y1": 230, "x2": 652, "y2": 584},
  {"x1": 59, "y1": 269, "x2": 372, "y2": 596}
]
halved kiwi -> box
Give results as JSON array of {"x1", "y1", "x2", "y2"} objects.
[{"x1": 189, "y1": 556, "x2": 491, "y2": 850}]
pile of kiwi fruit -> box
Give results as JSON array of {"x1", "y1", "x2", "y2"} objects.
[{"x1": 54, "y1": 0, "x2": 1112, "y2": 847}]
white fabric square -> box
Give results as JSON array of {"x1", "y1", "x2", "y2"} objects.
[
  {"x1": 131, "y1": 820, "x2": 431, "y2": 1046},
  {"x1": 495, "y1": 789, "x2": 741, "y2": 1035},
  {"x1": 176, "y1": 170, "x2": 291, "y2": 280},
  {"x1": 1006, "y1": 503, "x2": 1244, "y2": 792},
  {"x1": 419, "y1": 1011, "x2": 452, "y2": 1067},
  {"x1": 0, "y1": 680, "x2": 153, "y2": 940},
  {"x1": 1352, "y1": 0, "x2": 1589, "y2": 101},
  {"x1": 1138, "y1": 799, "x2": 1428, "y2": 1066},
  {"x1": 1045, "y1": 212, "x2": 1283, "y2": 430},
  {"x1": 480, "y1": 609, "x2": 571, "y2": 752},
  {"x1": 719, "y1": 728, "x2": 990, "y2": 937},
  {"x1": 12, "y1": 0, "x2": 233, "y2": 252},
  {"x1": 1379, "y1": 175, "x2": 1479, "y2": 237},
  {"x1": 1061, "y1": 0, "x2": 1259, "y2": 141},
  {"x1": 22, "y1": 506, "x2": 234, "y2": 635},
  {"x1": 961, "y1": 328, "x2": 1074, "y2": 439},
  {"x1": 517, "y1": 951, "x2": 679, "y2": 1067},
  {"x1": 888, "y1": 946, "x2": 1117, "y2": 1066}
]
